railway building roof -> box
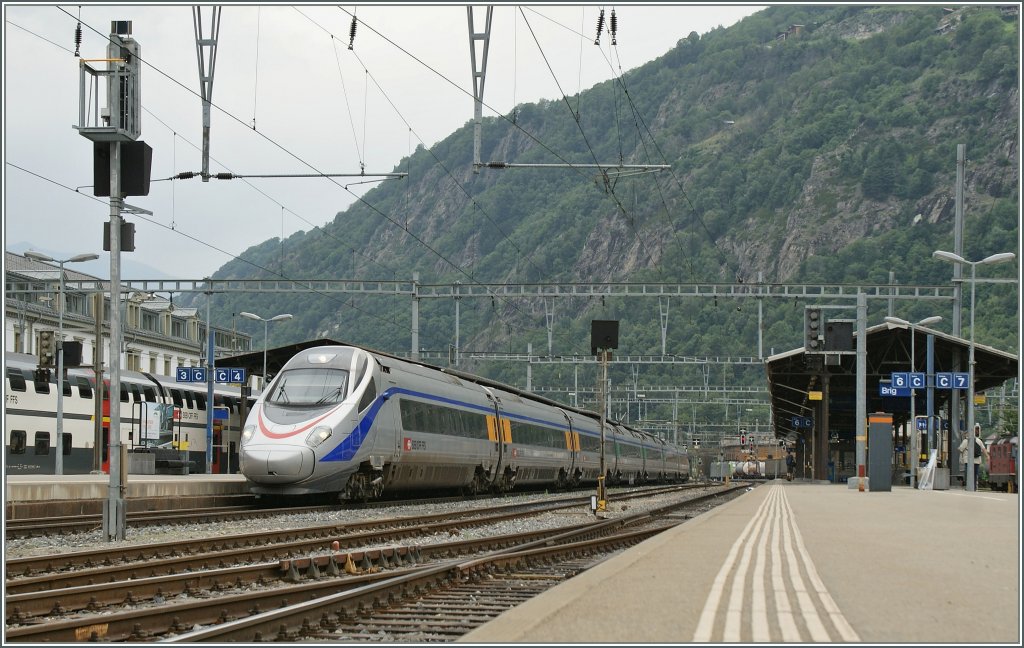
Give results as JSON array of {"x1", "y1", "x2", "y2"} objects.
[{"x1": 765, "y1": 322, "x2": 1017, "y2": 446}]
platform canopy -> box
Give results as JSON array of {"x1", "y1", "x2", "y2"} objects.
[
  {"x1": 765, "y1": 322, "x2": 1018, "y2": 444},
  {"x1": 217, "y1": 337, "x2": 348, "y2": 380}
]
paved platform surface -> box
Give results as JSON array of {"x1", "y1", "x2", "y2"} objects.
[
  {"x1": 5, "y1": 472, "x2": 248, "y2": 502},
  {"x1": 461, "y1": 480, "x2": 1021, "y2": 644}
]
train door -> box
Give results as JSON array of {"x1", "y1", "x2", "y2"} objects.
[
  {"x1": 482, "y1": 387, "x2": 510, "y2": 490},
  {"x1": 211, "y1": 421, "x2": 223, "y2": 473},
  {"x1": 558, "y1": 409, "x2": 579, "y2": 485}
]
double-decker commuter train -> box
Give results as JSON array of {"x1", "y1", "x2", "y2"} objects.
[
  {"x1": 240, "y1": 345, "x2": 690, "y2": 501},
  {"x1": 4, "y1": 352, "x2": 251, "y2": 475}
]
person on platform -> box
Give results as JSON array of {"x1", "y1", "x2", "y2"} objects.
[
  {"x1": 785, "y1": 450, "x2": 795, "y2": 481},
  {"x1": 958, "y1": 424, "x2": 989, "y2": 490}
]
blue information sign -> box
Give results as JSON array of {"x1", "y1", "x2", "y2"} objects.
[
  {"x1": 880, "y1": 381, "x2": 910, "y2": 397},
  {"x1": 213, "y1": 367, "x2": 247, "y2": 384},
  {"x1": 175, "y1": 367, "x2": 206, "y2": 382},
  {"x1": 935, "y1": 372, "x2": 968, "y2": 389},
  {"x1": 908, "y1": 373, "x2": 926, "y2": 389}
]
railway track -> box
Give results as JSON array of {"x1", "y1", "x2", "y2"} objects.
[
  {"x1": 4, "y1": 485, "x2": 635, "y2": 539},
  {"x1": 4, "y1": 483, "x2": 749, "y2": 642}
]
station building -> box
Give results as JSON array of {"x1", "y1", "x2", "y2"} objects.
[{"x1": 4, "y1": 251, "x2": 254, "y2": 375}]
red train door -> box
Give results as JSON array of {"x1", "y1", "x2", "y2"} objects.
[{"x1": 211, "y1": 422, "x2": 223, "y2": 473}]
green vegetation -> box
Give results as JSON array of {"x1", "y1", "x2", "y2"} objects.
[{"x1": 198, "y1": 6, "x2": 1018, "y2": 423}]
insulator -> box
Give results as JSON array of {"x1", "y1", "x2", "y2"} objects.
[
  {"x1": 74, "y1": 23, "x2": 82, "y2": 57},
  {"x1": 348, "y1": 17, "x2": 357, "y2": 50},
  {"x1": 175, "y1": 171, "x2": 196, "y2": 179},
  {"x1": 214, "y1": 172, "x2": 234, "y2": 180},
  {"x1": 594, "y1": 9, "x2": 605, "y2": 45},
  {"x1": 610, "y1": 10, "x2": 617, "y2": 45}
]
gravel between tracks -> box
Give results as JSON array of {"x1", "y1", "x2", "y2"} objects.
[{"x1": 4, "y1": 486, "x2": 730, "y2": 560}]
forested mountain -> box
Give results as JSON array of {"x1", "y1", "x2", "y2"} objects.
[{"x1": 201, "y1": 5, "x2": 1019, "y2": 403}]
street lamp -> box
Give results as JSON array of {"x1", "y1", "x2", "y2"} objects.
[
  {"x1": 932, "y1": 250, "x2": 1016, "y2": 491},
  {"x1": 884, "y1": 315, "x2": 943, "y2": 488},
  {"x1": 239, "y1": 311, "x2": 293, "y2": 388},
  {"x1": 24, "y1": 250, "x2": 100, "y2": 475}
]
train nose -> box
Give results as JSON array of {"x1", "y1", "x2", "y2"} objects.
[{"x1": 241, "y1": 444, "x2": 315, "y2": 483}]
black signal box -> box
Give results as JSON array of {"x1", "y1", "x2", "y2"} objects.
[{"x1": 591, "y1": 320, "x2": 619, "y2": 356}]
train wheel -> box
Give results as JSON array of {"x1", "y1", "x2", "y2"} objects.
[
  {"x1": 467, "y1": 467, "x2": 490, "y2": 495},
  {"x1": 556, "y1": 468, "x2": 570, "y2": 491},
  {"x1": 344, "y1": 471, "x2": 383, "y2": 502}
]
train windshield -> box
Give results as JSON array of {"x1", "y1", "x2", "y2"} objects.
[{"x1": 265, "y1": 368, "x2": 349, "y2": 407}]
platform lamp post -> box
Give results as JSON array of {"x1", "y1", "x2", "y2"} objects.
[
  {"x1": 932, "y1": 250, "x2": 1016, "y2": 492},
  {"x1": 239, "y1": 311, "x2": 292, "y2": 389},
  {"x1": 884, "y1": 315, "x2": 943, "y2": 488},
  {"x1": 24, "y1": 251, "x2": 100, "y2": 475}
]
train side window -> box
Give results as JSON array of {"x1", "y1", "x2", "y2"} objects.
[
  {"x1": 194, "y1": 392, "x2": 206, "y2": 410},
  {"x1": 62, "y1": 432, "x2": 72, "y2": 455},
  {"x1": 76, "y1": 376, "x2": 93, "y2": 399},
  {"x1": 62, "y1": 375, "x2": 72, "y2": 397},
  {"x1": 34, "y1": 431, "x2": 50, "y2": 455},
  {"x1": 130, "y1": 383, "x2": 142, "y2": 402},
  {"x1": 170, "y1": 389, "x2": 183, "y2": 408},
  {"x1": 120, "y1": 383, "x2": 130, "y2": 403},
  {"x1": 9, "y1": 430, "x2": 27, "y2": 454},
  {"x1": 7, "y1": 368, "x2": 26, "y2": 392},
  {"x1": 183, "y1": 391, "x2": 194, "y2": 409},
  {"x1": 358, "y1": 379, "x2": 377, "y2": 412},
  {"x1": 143, "y1": 386, "x2": 157, "y2": 402},
  {"x1": 33, "y1": 371, "x2": 51, "y2": 394}
]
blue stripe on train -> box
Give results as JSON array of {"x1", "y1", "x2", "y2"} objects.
[{"x1": 318, "y1": 387, "x2": 656, "y2": 463}]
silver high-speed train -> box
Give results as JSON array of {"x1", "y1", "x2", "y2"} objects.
[{"x1": 240, "y1": 345, "x2": 689, "y2": 500}]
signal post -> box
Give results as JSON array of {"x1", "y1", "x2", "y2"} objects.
[{"x1": 591, "y1": 320, "x2": 619, "y2": 515}]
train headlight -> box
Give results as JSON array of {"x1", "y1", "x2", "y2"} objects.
[
  {"x1": 306, "y1": 425, "x2": 333, "y2": 448},
  {"x1": 241, "y1": 424, "x2": 256, "y2": 444}
]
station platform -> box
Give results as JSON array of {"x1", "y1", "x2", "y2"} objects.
[
  {"x1": 4, "y1": 473, "x2": 249, "y2": 517},
  {"x1": 461, "y1": 480, "x2": 1021, "y2": 644}
]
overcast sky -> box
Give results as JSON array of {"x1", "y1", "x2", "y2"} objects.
[{"x1": 3, "y1": 2, "x2": 764, "y2": 280}]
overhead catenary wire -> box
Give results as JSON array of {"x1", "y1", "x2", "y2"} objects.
[
  {"x1": 519, "y1": 8, "x2": 665, "y2": 280},
  {"x1": 37, "y1": 8, "x2": 645, "y2": 356},
  {"x1": 137, "y1": 105, "x2": 400, "y2": 278},
  {"x1": 7, "y1": 13, "x2": 407, "y2": 289},
  {"x1": 5, "y1": 161, "x2": 411, "y2": 338},
  {"x1": 524, "y1": 6, "x2": 743, "y2": 282}
]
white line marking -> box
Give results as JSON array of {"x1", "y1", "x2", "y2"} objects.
[
  {"x1": 694, "y1": 484, "x2": 861, "y2": 643},
  {"x1": 780, "y1": 489, "x2": 830, "y2": 641},
  {"x1": 692, "y1": 485, "x2": 774, "y2": 642},
  {"x1": 723, "y1": 490, "x2": 769, "y2": 641},
  {"x1": 781, "y1": 491, "x2": 861, "y2": 642},
  {"x1": 750, "y1": 488, "x2": 774, "y2": 642},
  {"x1": 770, "y1": 488, "x2": 801, "y2": 641}
]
